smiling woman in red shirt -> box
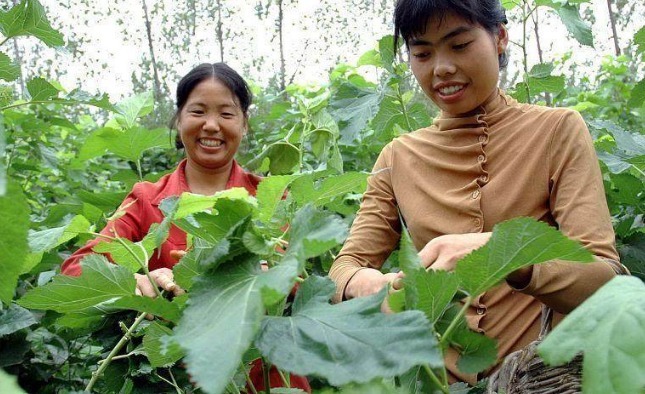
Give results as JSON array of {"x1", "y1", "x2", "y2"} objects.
[{"x1": 61, "y1": 63, "x2": 310, "y2": 392}]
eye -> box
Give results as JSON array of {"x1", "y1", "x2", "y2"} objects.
[
  {"x1": 453, "y1": 41, "x2": 473, "y2": 50},
  {"x1": 412, "y1": 51, "x2": 431, "y2": 59},
  {"x1": 189, "y1": 109, "x2": 204, "y2": 115},
  {"x1": 221, "y1": 112, "x2": 235, "y2": 118}
]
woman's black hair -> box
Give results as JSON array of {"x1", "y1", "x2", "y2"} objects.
[
  {"x1": 171, "y1": 62, "x2": 253, "y2": 149},
  {"x1": 394, "y1": 0, "x2": 509, "y2": 69}
]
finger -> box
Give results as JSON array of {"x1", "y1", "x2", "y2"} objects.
[
  {"x1": 392, "y1": 276, "x2": 404, "y2": 290},
  {"x1": 135, "y1": 287, "x2": 143, "y2": 296},
  {"x1": 419, "y1": 243, "x2": 439, "y2": 269},
  {"x1": 170, "y1": 250, "x2": 187, "y2": 261},
  {"x1": 136, "y1": 277, "x2": 158, "y2": 298}
]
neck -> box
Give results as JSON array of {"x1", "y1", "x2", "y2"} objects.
[{"x1": 184, "y1": 160, "x2": 233, "y2": 195}]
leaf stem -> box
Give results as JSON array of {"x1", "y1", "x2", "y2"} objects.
[
  {"x1": 85, "y1": 312, "x2": 148, "y2": 392},
  {"x1": 0, "y1": 37, "x2": 9, "y2": 47},
  {"x1": 277, "y1": 369, "x2": 291, "y2": 388},
  {"x1": 423, "y1": 365, "x2": 449, "y2": 394},
  {"x1": 243, "y1": 363, "x2": 259, "y2": 394},
  {"x1": 136, "y1": 159, "x2": 144, "y2": 181},
  {"x1": 396, "y1": 85, "x2": 413, "y2": 132},
  {"x1": 262, "y1": 357, "x2": 271, "y2": 394},
  {"x1": 439, "y1": 297, "x2": 472, "y2": 346}
]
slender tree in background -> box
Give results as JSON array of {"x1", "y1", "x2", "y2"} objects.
[
  {"x1": 215, "y1": 0, "x2": 225, "y2": 62},
  {"x1": 10, "y1": 0, "x2": 25, "y2": 99},
  {"x1": 141, "y1": 0, "x2": 162, "y2": 105},
  {"x1": 606, "y1": 0, "x2": 621, "y2": 56},
  {"x1": 277, "y1": 0, "x2": 285, "y2": 91}
]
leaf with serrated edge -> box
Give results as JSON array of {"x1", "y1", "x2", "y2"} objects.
[
  {"x1": 539, "y1": 276, "x2": 645, "y2": 394},
  {"x1": 0, "y1": 181, "x2": 30, "y2": 304},
  {"x1": 0, "y1": 304, "x2": 37, "y2": 337},
  {"x1": 0, "y1": 52, "x2": 20, "y2": 82},
  {"x1": 173, "y1": 256, "x2": 290, "y2": 394},
  {"x1": 18, "y1": 254, "x2": 135, "y2": 312},
  {"x1": 0, "y1": 0, "x2": 64, "y2": 47},
  {"x1": 143, "y1": 322, "x2": 184, "y2": 367},
  {"x1": 26, "y1": 77, "x2": 59, "y2": 101},
  {"x1": 456, "y1": 217, "x2": 593, "y2": 296},
  {"x1": 286, "y1": 204, "x2": 348, "y2": 259},
  {"x1": 114, "y1": 92, "x2": 154, "y2": 129},
  {"x1": 28, "y1": 215, "x2": 91, "y2": 253},
  {"x1": 290, "y1": 172, "x2": 368, "y2": 208},
  {"x1": 255, "y1": 174, "x2": 300, "y2": 223},
  {"x1": 256, "y1": 276, "x2": 442, "y2": 386}
]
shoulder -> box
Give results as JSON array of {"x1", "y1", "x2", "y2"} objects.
[{"x1": 130, "y1": 163, "x2": 187, "y2": 205}]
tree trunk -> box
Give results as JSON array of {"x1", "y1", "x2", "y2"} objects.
[
  {"x1": 606, "y1": 0, "x2": 621, "y2": 56},
  {"x1": 216, "y1": 0, "x2": 225, "y2": 62},
  {"x1": 532, "y1": 8, "x2": 551, "y2": 106},
  {"x1": 141, "y1": 0, "x2": 162, "y2": 104},
  {"x1": 277, "y1": 0, "x2": 286, "y2": 91},
  {"x1": 10, "y1": 0, "x2": 25, "y2": 98}
]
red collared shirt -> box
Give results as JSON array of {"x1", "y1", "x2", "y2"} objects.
[{"x1": 61, "y1": 159, "x2": 261, "y2": 276}]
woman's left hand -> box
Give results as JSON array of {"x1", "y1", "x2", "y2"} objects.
[{"x1": 418, "y1": 232, "x2": 492, "y2": 271}]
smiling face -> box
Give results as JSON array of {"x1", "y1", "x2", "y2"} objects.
[
  {"x1": 177, "y1": 77, "x2": 247, "y2": 173},
  {"x1": 408, "y1": 12, "x2": 507, "y2": 117}
]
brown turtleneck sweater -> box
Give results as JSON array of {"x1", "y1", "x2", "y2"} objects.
[{"x1": 329, "y1": 90, "x2": 623, "y2": 382}]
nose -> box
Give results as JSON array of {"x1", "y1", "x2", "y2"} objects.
[
  {"x1": 202, "y1": 114, "x2": 220, "y2": 132},
  {"x1": 433, "y1": 54, "x2": 457, "y2": 78}
]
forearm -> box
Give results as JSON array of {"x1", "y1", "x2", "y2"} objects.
[{"x1": 509, "y1": 257, "x2": 620, "y2": 314}]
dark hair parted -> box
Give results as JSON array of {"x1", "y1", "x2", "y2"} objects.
[
  {"x1": 171, "y1": 62, "x2": 253, "y2": 149},
  {"x1": 394, "y1": 0, "x2": 509, "y2": 69}
]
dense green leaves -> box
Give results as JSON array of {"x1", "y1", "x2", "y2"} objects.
[
  {"x1": 18, "y1": 255, "x2": 135, "y2": 312},
  {"x1": 78, "y1": 126, "x2": 171, "y2": 162},
  {"x1": 143, "y1": 322, "x2": 184, "y2": 367},
  {"x1": 0, "y1": 304, "x2": 37, "y2": 337},
  {"x1": 456, "y1": 217, "x2": 594, "y2": 296},
  {"x1": 28, "y1": 215, "x2": 91, "y2": 254},
  {"x1": 173, "y1": 256, "x2": 286, "y2": 394},
  {"x1": 256, "y1": 276, "x2": 442, "y2": 386},
  {"x1": 0, "y1": 181, "x2": 29, "y2": 304},
  {"x1": 539, "y1": 276, "x2": 645, "y2": 394},
  {"x1": 0, "y1": 0, "x2": 64, "y2": 47}
]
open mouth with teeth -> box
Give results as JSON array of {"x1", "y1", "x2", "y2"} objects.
[
  {"x1": 438, "y1": 85, "x2": 465, "y2": 96},
  {"x1": 199, "y1": 138, "x2": 223, "y2": 148}
]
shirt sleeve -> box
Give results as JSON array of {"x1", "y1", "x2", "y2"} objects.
[
  {"x1": 60, "y1": 187, "x2": 144, "y2": 276},
  {"x1": 329, "y1": 143, "x2": 402, "y2": 303},
  {"x1": 511, "y1": 109, "x2": 626, "y2": 313}
]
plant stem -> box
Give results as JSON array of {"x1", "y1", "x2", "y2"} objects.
[
  {"x1": 396, "y1": 84, "x2": 413, "y2": 132},
  {"x1": 423, "y1": 365, "x2": 449, "y2": 394},
  {"x1": 243, "y1": 363, "x2": 259, "y2": 394},
  {"x1": 262, "y1": 357, "x2": 271, "y2": 394},
  {"x1": 277, "y1": 369, "x2": 291, "y2": 388},
  {"x1": 85, "y1": 312, "x2": 148, "y2": 392},
  {"x1": 0, "y1": 37, "x2": 9, "y2": 47},
  {"x1": 439, "y1": 298, "x2": 472, "y2": 346},
  {"x1": 168, "y1": 369, "x2": 183, "y2": 394},
  {"x1": 136, "y1": 159, "x2": 144, "y2": 181}
]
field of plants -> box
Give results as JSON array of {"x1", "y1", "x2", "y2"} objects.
[{"x1": 1, "y1": 0, "x2": 644, "y2": 393}]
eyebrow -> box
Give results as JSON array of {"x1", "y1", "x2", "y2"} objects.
[{"x1": 409, "y1": 26, "x2": 473, "y2": 47}]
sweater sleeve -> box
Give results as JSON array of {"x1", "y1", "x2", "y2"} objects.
[
  {"x1": 60, "y1": 187, "x2": 144, "y2": 276},
  {"x1": 511, "y1": 110, "x2": 626, "y2": 313},
  {"x1": 329, "y1": 143, "x2": 402, "y2": 303}
]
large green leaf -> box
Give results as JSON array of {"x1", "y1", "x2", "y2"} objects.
[
  {"x1": 634, "y1": 25, "x2": 645, "y2": 55},
  {"x1": 0, "y1": 304, "x2": 37, "y2": 337},
  {"x1": 265, "y1": 141, "x2": 300, "y2": 175},
  {"x1": 173, "y1": 256, "x2": 290, "y2": 394},
  {"x1": 26, "y1": 77, "x2": 59, "y2": 101},
  {"x1": 455, "y1": 217, "x2": 593, "y2": 297},
  {"x1": 286, "y1": 204, "x2": 348, "y2": 259},
  {"x1": 331, "y1": 82, "x2": 382, "y2": 143},
  {"x1": 28, "y1": 215, "x2": 91, "y2": 253},
  {"x1": 290, "y1": 172, "x2": 368, "y2": 208},
  {"x1": 143, "y1": 322, "x2": 184, "y2": 367},
  {"x1": 162, "y1": 187, "x2": 254, "y2": 220},
  {"x1": 554, "y1": 4, "x2": 594, "y2": 47},
  {"x1": 93, "y1": 235, "x2": 156, "y2": 273},
  {"x1": 18, "y1": 254, "x2": 135, "y2": 312},
  {"x1": 539, "y1": 276, "x2": 645, "y2": 394},
  {"x1": 0, "y1": 52, "x2": 19, "y2": 82},
  {"x1": 172, "y1": 198, "x2": 254, "y2": 244},
  {"x1": 256, "y1": 276, "x2": 442, "y2": 386},
  {"x1": 0, "y1": 181, "x2": 29, "y2": 304},
  {"x1": 254, "y1": 174, "x2": 299, "y2": 223},
  {"x1": 114, "y1": 92, "x2": 154, "y2": 129},
  {"x1": 628, "y1": 78, "x2": 645, "y2": 109},
  {"x1": 108, "y1": 296, "x2": 181, "y2": 322},
  {"x1": 78, "y1": 126, "x2": 171, "y2": 162},
  {"x1": 0, "y1": 0, "x2": 64, "y2": 47}
]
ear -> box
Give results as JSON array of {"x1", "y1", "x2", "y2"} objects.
[{"x1": 497, "y1": 24, "x2": 509, "y2": 54}]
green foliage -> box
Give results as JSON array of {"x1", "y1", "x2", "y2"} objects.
[
  {"x1": 256, "y1": 276, "x2": 442, "y2": 386},
  {"x1": 0, "y1": 181, "x2": 29, "y2": 304},
  {"x1": 455, "y1": 218, "x2": 594, "y2": 296},
  {"x1": 539, "y1": 276, "x2": 645, "y2": 394},
  {"x1": 0, "y1": 0, "x2": 64, "y2": 47}
]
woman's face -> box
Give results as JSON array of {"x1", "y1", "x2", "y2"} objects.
[
  {"x1": 177, "y1": 78, "x2": 247, "y2": 172},
  {"x1": 408, "y1": 12, "x2": 507, "y2": 117}
]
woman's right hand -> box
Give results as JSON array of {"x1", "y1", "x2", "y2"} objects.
[
  {"x1": 344, "y1": 268, "x2": 404, "y2": 313},
  {"x1": 135, "y1": 268, "x2": 185, "y2": 298}
]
